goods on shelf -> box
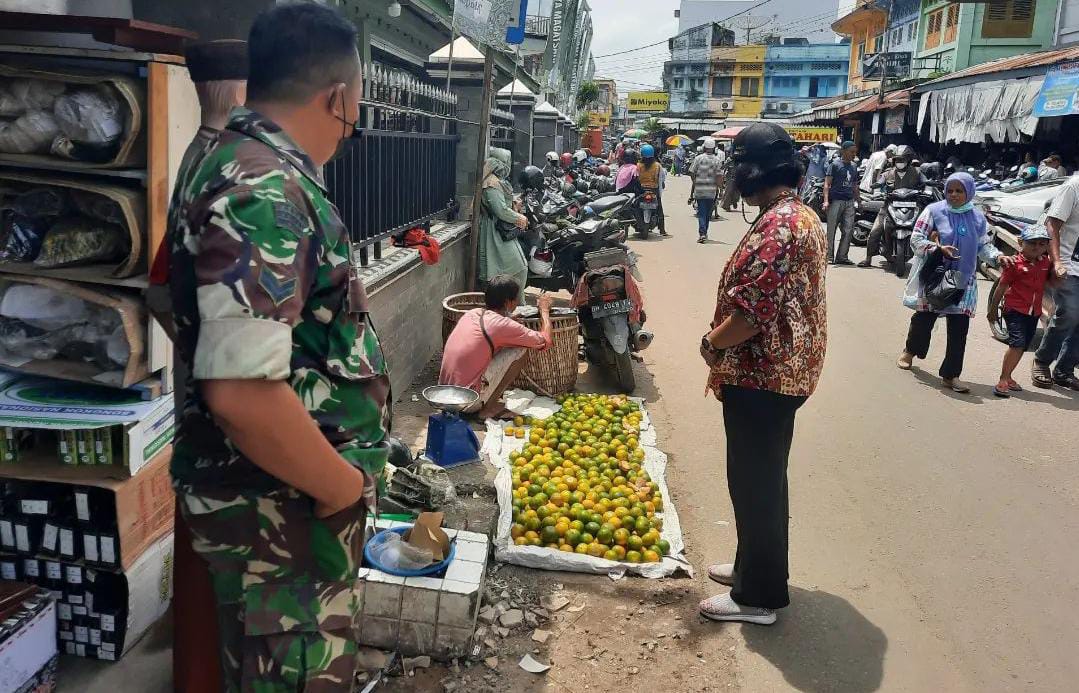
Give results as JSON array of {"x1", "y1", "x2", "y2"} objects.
[
  {"x1": 0, "y1": 276, "x2": 146, "y2": 388},
  {"x1": 0, "y1": 172, "x2": 145, "y2": 277},
  {"x1": 0, "y1": 66, "x2": 145, "y2": 169},
  {"x1": 0, "y1": 585, "x2": 58, "y2": 692}
]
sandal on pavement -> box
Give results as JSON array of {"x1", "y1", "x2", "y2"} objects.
[
  {"x1": 1032, "y1": 360, "x2": 1054, "y2": 388},
  {"x1": 993, "y1": 385, "x2": 1011, "y2": 398},
  {"x1": 942, "y1": 378, "x2": 971, "y2": 393},
  {"x1": 897, "y1": 352, "x2": 914, "y2": 370},
  {"x1": 699, "y1": 593, "x2": 776, "y2": 625},
  {"x1": 1007, "y1": 380, "x2": 1024, "y2": 392},
  {"x1": 707, "y1": 563, "x2": 735, "y2": 586}
]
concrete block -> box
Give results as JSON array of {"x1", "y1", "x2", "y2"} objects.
[
  {"x1": 364, "y1": 580, "x2": 403, "y2": 619},
  {"x1": 433, "y1": 625, "x2": 474, "y2": 660},
  {"x1": 444, "y1": 559, "x2": 484, "y2": 585},
  {"x1": 453, "y1": 540, "x2": 488, "y2": 564},
  {"x1": 438, "y1": 588, "x2": 479, "y2": 629},
  {"x1": 397, "y1": 620, "x2": 437, "y2": 657},
  {"x1": 455, "y1": 530, "x2": 487, "y2": 544},
  {"x1": 359, "y1": 616, "x2": 399, "y2": 651},
  {"x1": 401, "y1": 584, "x2": 440, "y2": 625}
]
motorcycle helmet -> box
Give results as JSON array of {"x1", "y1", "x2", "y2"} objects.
[
  {"x1": 561, "y1": 181, "x2": 576, "y2": 197},
  {"x1": 622, "y1": 149, "x2": 639, "y2": 165},
  {"x1": 640, "y1": 144, "x2": 655, "y2": 159},
  {"x1": 560, "y1": 152, "x2": 573, "y2": 168},
  {"x1": 702, "y1": 137, "x2": 716, "y2": 151},
  {"x1": 576, "y1": 180, "x2": 589, "y2": 193},
  {"x1": 545, "y1": 151, "x2": 559, "y2": 165},
  {"x1": 893, "y1": 145, "x2": 913, "y2": 170},
  {"x1": 597, "y1": 164, "x2": 610, "y2": 176},
  {"x1": 573, "y1": 149, "x2": 588, "y2": 164},
  {"x1": 519, "y1": 165, "x2": 544, "y2": 191}
]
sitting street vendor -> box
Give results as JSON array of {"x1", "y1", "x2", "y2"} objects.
[{"x1": 440, "y1": 275, "x2": 553, "y2": 418}]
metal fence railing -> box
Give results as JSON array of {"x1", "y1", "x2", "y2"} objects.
[{"x1": 325, "y1": 63, "x2": 461, "y2": 266}]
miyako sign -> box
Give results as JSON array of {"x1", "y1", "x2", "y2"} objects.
[{"x1": 627, "y1": 91, "x2": 669, "y2": 112}]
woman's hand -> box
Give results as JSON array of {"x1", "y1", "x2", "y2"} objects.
[
  {"x1": 939, "y1": 245, "x2": 961, "y2": 259},
  {"x1": 515, "y1": 214, "x2": 528, "y2": 230},
  {"x1": 700, "y1": 335, "x2": 723, "y2": 368}
]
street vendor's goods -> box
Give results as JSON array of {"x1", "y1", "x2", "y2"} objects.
[
  {"x1": 0, "y1": 110, "x2": 60, "y2": 154},
  {"x1": 34, "y1": 217, "x2": 129, "y2": 268},
  {"x1": 508, "y1": 394, "x2": 666, "y2": 562}
]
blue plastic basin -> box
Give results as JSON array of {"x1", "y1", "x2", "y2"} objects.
[{"x1": 363, "y1": 526, "x2": 457, "y2": 577}]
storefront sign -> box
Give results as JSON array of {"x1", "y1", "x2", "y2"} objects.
[
  {"x1": 862, "y1": 52, "x2": 912, "y2": 80},
  {"x1": 783, "y1": 126, "x2": 837, "y2": 143},
  {"x1": 453, "y1": 0, "x2": 518, "y2": 48},
  {"x1": 588, "y1": 111, "x2": 610, "y2": 126},
  {"x1": 884, "y1": 108, "x2": 905, "y2": 134},
  {"x1": 1033, "y1": 61, "x2": 1079, "y2": 118},
  {"x1": 627, "y1": 91, "x2": 670, "y2": 112}
]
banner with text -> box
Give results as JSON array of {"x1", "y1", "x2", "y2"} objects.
[
  {"x1": 1033, "y1": 61, "x2": 1079, "y2": 118},
  {"x1": 784, "y1": 126, "x2": 838, "y2": 143},
  {"x1": 588, "y1": 111, "x2": 611, "y2": 126},
  {"x1": 627, "y1": 91, "x2": 670, "y2": 112}
]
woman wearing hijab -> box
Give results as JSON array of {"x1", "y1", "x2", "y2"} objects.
[
  {"x1": 615, "y1": 149, "x2": 641, "y2": 192},
  {"x1": 897, "y1": 172, "x2": 1006, "y2": 392},
  {"x1": 698, "y1": 124, "x2": 828, "y2": 625},
  {"x1": 478, "y1": 147, "x2": 529, "y2": 301}
]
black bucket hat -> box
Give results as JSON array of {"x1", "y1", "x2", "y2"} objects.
[{"x1": 731, "y1": 123, "x2": 795, "y2": 168}]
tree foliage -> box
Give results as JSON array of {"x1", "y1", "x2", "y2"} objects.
[{"x1": 576, "y1": 81, "x2": 600, "y2": 109}]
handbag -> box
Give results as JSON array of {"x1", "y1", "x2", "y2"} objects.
[
  {"x1": 920, "y1": 247, "x2": 965, "y2": 310},
  {"x1": 496, "y1": 219, "x2": 522, "y2": 242}
]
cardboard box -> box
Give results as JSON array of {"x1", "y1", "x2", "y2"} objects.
[
  {"x1": 0, "y1": 376, "x2": 174, "y2": 477},
  {"x1": 0, "y1": 449, "x2": 174, "y2": 571},
  {"x1": 0, "y1": 589, "x2": 57, "y2": 693}
]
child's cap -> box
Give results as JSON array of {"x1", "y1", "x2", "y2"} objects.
[{"x1": 1020, "y1": 224, "x2": 1051, "y2": 242}]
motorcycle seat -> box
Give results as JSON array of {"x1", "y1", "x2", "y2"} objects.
[{"x1": 587, "y1": 194, "x2": 632, "y2": 214}]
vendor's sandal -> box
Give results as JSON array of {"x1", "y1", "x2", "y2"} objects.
[
  {"x1": 1032, "y1": 360, "x2": 1055, "y2": 388},
  {"x1": 993, "y1": 384, "x2": 1011, "y2": 398},
  {"x1": 699, "y1": 593, "x2": 776, "y2": 625},
  {"x1": 707, "y1": 563, "x2": 735, "y2": 586},
  {"x1": 1007, "y1": 380, "x2": 1024, "y2": 392},
  {"x1": 897, "y1": 351, "x2": 914, "y2": 370},
  {"x1": 942, "y1": 378, "x2": 971, "y2": 393}
]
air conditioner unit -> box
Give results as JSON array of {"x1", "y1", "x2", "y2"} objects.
[
  {"x1": 778, "y1": 103, "x2": 791, "y2": 112},
  {"x1": 717, "y1": 99, "x2": 735, "y2": 111},
  {"x1": 765, "y1": 102, "x2": 778, "y2": 112}
]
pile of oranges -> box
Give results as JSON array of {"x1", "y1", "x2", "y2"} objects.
[{"x1": 507, "y1": 394, "x2": 668, "y2": 563}]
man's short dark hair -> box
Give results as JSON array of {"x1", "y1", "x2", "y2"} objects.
[
  {"x1": 733, "y1": 156, "x2": 804, "y2": 198},
  {"x1": 485, "y1": 275, "x2": 521, "y2": 310},
  {"x1": 247, "y1": 3, "x2": 360, "y2": 103}
]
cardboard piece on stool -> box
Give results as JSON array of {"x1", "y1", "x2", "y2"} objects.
[{"x1": 405, "y1": 512, "x2": 450, "y2": 562}]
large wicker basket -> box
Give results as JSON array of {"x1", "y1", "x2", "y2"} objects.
[{"x1": 441, "y1": 292, "x2": 579, "y2": 395}]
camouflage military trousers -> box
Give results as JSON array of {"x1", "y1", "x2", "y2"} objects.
[{"x1": 179, "y1": 488, "x2": 366, "y2": 692}]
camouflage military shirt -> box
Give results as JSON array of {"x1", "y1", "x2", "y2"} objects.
[{"x1": 168, "y1": 108, "x2": 390, "y2": 496}]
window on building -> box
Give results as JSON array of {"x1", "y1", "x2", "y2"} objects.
[
  {"x1": 673, "y1": 78, "x2": 684, "y2": 89},
  {"x1": 809, "y1": 76, "x2": 820, "y2": 97},
  {"x1": 907, "y1": 21, "x2": 916, "y2": 42},
  {"x1": 694, "y1": 78, "x2": 706, "y2": 89},
  {"x1": 692, "y1": 63, "x2": 707, "y2": 74},
  {"x1": 925, "y1": 8, "x2": 943, "y2": 49},
  {"x1": 982, "y1": 0, "x2": 1036, "y2": 38},
  {"x1": 855, "y1": 42, "x2": 865, "y2": 73},
  {"x1": 739, "y1": 77, "x2": 760, "y2": 96},
  {"x1": 712, "y1": 76, "x2": 734, "y2": 96},
  {"x1": 873, "y1": 33, "x2": 884, "y2": 53},
  {"x1": 671, "y1": 65, "x2": 683, "y2": 74},
  {"x1": 944, "y1": 3, "x2": 960, "y2": 42}
]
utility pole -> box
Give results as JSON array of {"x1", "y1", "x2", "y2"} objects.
[
  {"x1": 467, "y1": 48, "x2": 496, "y2": 291},
  {"x1": 878, "y1": 0, "x2": 893, "y2": 106}
]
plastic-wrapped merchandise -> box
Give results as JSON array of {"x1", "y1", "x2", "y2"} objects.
[
  {"x1": 368, "y1": 532, "x2": 435, "y2": 571},
  {"x1": 34, "y1": 217, "x2": 129, "y2": 268},
  {"x1": 10, "y1": 187, "x2": 69, "y2": 219},
  {"x1": 0, "y1": 111, "x2": 60, "y2": 154},
  {"x1": 70, "y1": 190, "x2": 124, "y2": 226},
  {"x1": 0, "y1": 210, "x2": 49, "y2": 262},
  {"x1": 0, "y1": 283, "x2": 91, "y2": 331},
  {"x1": 0, "y1": 285, "x2": 127, "y2": 368},
  {"x1": 0, "y1": 83, "x2": 19, "y2": 117},
  {"x1": 53, "y1": 87, "x2": 123, "y2": 146},
  {"x1": 10, "y1": 79, "x2": 65, "y2": 110}
]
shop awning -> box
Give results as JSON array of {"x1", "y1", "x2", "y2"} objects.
[
  {"x1": 920, "y1": 76, "x2": 1044, "y2": 144},
  {"x1": 791, "y1": 95, "x2": 869, "y2": 124},
  {"x1": 711, "y1": 126, "x2": 745, "y2": 139},
  {"x1": 915, "y1": 46, "x2": 1079, "y2": 92},
  {"x1": 838, "y1": 89, "x2": 912, "y2": 116}
]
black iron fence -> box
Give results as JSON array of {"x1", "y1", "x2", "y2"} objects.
[
  {"x1": 325, "y1": 63, "x2": 461, "y2": 265},
  {"x1": 489, "y1": 105, "x2": 516, "y2": 162}
]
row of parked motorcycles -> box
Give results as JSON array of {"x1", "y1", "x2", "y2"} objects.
[{"x1": 512, "y1": 162, "x2": 658, "y2": 392}]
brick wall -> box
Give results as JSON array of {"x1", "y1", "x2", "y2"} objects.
[{"x1": 367, "y1": 230, "x2": 470, "y2": 400}]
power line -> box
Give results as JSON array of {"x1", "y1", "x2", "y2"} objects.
[{"x1": 591, "y1": 0, "x2": 776, "y2": 58}]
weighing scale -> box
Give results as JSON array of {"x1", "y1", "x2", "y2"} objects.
[{"x1": 421, "y1": 385, "x2": 482, "y2": 468}]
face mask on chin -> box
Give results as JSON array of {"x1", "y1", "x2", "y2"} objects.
[
  {"x1": 896, "y1": 162, "x2": 907, "y2": 170},
  {"x1": 328, "y1": 88, "x2": 360, "y2": 163}
]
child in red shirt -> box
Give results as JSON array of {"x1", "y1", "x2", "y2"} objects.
[{"x1": 988, "y1": 225, "x2": 1059, "y2": 397}]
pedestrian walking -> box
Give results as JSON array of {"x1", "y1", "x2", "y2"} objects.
[
  {"x1": 479, "y1": 147, "x2": 530, "y2": 301},
  {"x1": 166, "y1": 5, "x2": 390, "y2": 689},
  {"x1": 689, "y1": 137, "x2": 723, "y2": 243},
  {"x1": 698, "y1": 123, "x2": 828, "y2": 625},
  {"x1": 897, "y1": 172, "x2": 1006, "y2": 393},
  {"x1": 1031, "y1": 173, "x2": 1079, "y2": 390},
  {"x1": 824, "y1": 141, "x2": 860, "y2": 265},
  {"x1": 988, "y1": 225, "x2": 1058, "y2": 397}
]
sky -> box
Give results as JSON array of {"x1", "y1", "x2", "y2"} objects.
[{"x1": 587, "y1": 0, "x2": 842, "y2": 97}]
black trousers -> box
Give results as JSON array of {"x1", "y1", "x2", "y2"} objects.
[
  {"x1": 905, "y1": 310, "x2": 970, "y2": 379},
  {"x1": 722, "y1": 385, "x2": 807, "y2": 609}
]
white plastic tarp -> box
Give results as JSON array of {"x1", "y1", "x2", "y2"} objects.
[
  {"x1": 925, "y1": 76, "x2": 1044, "y2": 144},
  {"x1": 484, "y1": 392, "x2": 692, "y2": 579}
]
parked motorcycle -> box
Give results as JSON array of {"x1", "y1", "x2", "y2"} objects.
[
  {"x1": 574, "y1": 245, "x2": 652, "y2": 392},
  {"x1": 632, "y1": 188, "x2": 661, "y2": 238}
]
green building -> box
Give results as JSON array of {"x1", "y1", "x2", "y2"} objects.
[{"x1": 915, "y1": 0, "x2": 1062, "y2": 75}]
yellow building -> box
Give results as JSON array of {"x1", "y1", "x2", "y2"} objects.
[
  {"x1": 831, "y1": 0, "x2": 888, "y2": 93},
  {"x1": 708, "y1": 45, "x2": 765, "y2": 118}
]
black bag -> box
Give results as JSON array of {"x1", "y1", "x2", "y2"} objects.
[
  {"x1": 496, "y1": 219, "x2": 522, "y2": 241},
  {"x1": 920, "y1": 247, "x2": 965, "y2": 310}
]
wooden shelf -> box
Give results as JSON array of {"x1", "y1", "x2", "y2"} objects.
[
  {"x1": 0, "y1": 264, "x2": 148, "y2": 290},
  {"x1": 0, "y1": 159, "x2": 147, "y2": 185}
]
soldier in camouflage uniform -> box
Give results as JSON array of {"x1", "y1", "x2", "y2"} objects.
[{"x1": 166, "y1": 6, "x2": 386, "y2": 691}]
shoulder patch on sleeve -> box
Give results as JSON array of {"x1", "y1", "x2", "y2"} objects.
[
  {"x1": 273, "y1": 200, "x2": 309, "y2": 236},
  {"x1": 258, "y1": 265, "x2": 298, "y2": 307}
]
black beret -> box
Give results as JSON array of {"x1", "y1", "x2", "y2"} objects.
[{"x1": 185, "y1": 40, "x2": 249, "y2": 83}]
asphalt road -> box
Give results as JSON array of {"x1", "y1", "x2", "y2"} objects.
[{"x1": 631, "y1": 174, "x2": 1079, "y2": 692}]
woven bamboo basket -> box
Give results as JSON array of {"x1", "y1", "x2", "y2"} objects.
[{"x1": 441, "y1": 292, "x2": 579, "y2": 395}]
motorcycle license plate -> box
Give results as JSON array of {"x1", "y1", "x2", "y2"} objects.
[
  {"x1": 641, "y1": 202, "x2": 658, "y2": 210},
  {"x1": 591, "y1": 299, "x2": 632, "y2": 318}
]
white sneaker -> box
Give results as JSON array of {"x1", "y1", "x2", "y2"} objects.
[
  {"x1": 707, "y1": 563, "x2": 735, "y2": 586},
  {"x1": 699, "y1": 593, "x2": 776, "y2": 625}
]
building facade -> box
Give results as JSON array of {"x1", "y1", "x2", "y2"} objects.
[
  {"x1": 1062, "y1": 0, "x2": 1079, "y2": 45},
  {"x1": 832, "y1": 0, "x2": 889, "y2": 93},
  {"x1": 665, "y1": 22, "x2": 734, "y2": 114},
  {"x1": 531, "y1": 0, "x2": 596, "y2": 113},
  {"x1": 762, "y1": 41, "x2": 850, "y2": 118},
  {"x1": 883, "y1": 0, "x2": 922, "y2": 58},
  {"x1": 707, "y1": 44, "x2": 766, "y2": 118},
  {"x1": 592, "y1": 78, "x2": 618, "y2": 115},
  {"x1": 915, "y1": 0, "x2": 1062, "y2": 76}
]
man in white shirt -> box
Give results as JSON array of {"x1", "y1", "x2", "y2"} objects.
[
  {"x1": 1032, "y1": 174, "x2": 1079, "y2": 390},
  {"x1": 1038, "y1": 154, "x2": 1065, "y2": 181},
  {"x1": 860, "y1": 143, "x2": 896, "y2": 194}
]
